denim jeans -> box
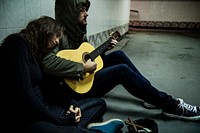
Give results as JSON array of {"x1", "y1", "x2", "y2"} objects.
[
  {"x1": 24, "y1": 98, "x2": 106, "y2": 133},
  {"x1": 77, "y1": 98, "x2": 106, "y2": 127},
  {"x1": 25, "y1": 121, "x2": 96, "y2": 133},
  {"x1": 74, "y1": 50, "x2": 177, "y2": 111}
]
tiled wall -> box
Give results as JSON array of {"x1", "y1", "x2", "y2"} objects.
[
  {"x1": 88, "y1": 23, "x2": 129, "y2": 48},
  {"x1": 88, "y1": 0, "x2": 130, "y2": 46},
  {"x1": 0, "y1": 0, "x2": 55, "y2": 42},
  {"x1": 0, "y1": 0, "x2": 130, "y2": 46}
]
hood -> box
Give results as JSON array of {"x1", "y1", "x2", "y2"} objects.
[{"x1": 55, "y1": 0, "x2": 90, "y2": 45}]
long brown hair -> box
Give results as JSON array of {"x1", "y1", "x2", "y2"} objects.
[{"x1": 20, "y1": 16, "x2": 65, "y2": 62}]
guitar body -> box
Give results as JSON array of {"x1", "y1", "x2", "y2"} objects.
[{"x1": 56, "y1": 42, "x2": 103, "y2": 94}]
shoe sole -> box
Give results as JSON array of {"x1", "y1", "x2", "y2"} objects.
[
  {"x1": 162, "y1": 111, "x2": 200, "y2": 121},
  {"x1": 87, "y1": 118, "x2": 125, "y2": 129}
]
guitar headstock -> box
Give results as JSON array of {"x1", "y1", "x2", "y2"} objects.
[{"x1": 110, "y1": 31, "x2": 122, "y2": 42}]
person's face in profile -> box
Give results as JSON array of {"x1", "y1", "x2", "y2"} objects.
[{"x1": 78, "y1": 7, "x2": 88, "y2": 27}]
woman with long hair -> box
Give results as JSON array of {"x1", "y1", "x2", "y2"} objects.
[{"x1": 0, "y1": 16, "x2": 124, "y2": 133}]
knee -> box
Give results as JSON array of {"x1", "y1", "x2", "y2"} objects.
[
  {"x1": 118, "y1": 64, "x2": 130, "y2": 71},
  {"x1": 113, "y1": 50, "x2": 128, "y2": 61},
  {"x1": 98, "y1": 98, "x2": 107, "y2": 109},
  {"x1": 114, "y1": 50, "x2": 126, "y2": 57}
]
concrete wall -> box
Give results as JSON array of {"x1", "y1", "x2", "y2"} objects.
[
  {"x1": 130, "y1": 0, "x2": 200, "y2": 22},
  {"x1": 129, "y1": 0, "x2": 200, "y2": 30},
  {"x1": 0, "y1": 0, "x2": 130, "y2": 46}
]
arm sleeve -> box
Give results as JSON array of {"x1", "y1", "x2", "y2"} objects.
[
  {"x1": 42, "y1": 45, "x2": 84, "y2": 79},
  {"x1": 9, "y1": 36, "x2": 76, "y2": 125}
]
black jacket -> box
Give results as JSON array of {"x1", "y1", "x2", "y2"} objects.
[{"x1": 0, "y1": 34, "x2": 76, "y2": 131}]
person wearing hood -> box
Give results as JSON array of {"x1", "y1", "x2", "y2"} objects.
[{"x1": 41, "y1": 0, "x2": 200, "y2": 122}]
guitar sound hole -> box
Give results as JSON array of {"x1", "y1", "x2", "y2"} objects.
[
  {"x1": 85, "y1": 55, "x2": 90, "y2": 61},
  {"x1": 82, "y1": 52, "x2": 91, "y2": 63}
]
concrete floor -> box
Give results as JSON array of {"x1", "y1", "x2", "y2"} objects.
[{"x1": 103, "y1": 30, "x2": 200, "y2": 133}]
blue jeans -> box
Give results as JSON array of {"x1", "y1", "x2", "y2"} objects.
[
  {"x1": 77, "y1": 98, "x2": 106, "y2": 127},
  {"x1": 24, "y1": 98, "x2": 106, "y2": 133},
  {"x1": 74, "y1": 50, "x2": 177, "y2": 110},
  {"x1": 26, "y1": 121, "x2": 96, "y2": 133}
]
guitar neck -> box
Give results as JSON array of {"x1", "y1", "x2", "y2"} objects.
[
  {"x1": 89, "y1": 39, "x2": 111, "y2": 60},
  {"x1": 87, "y1": 31, "x2": 121, "y2": 61}
]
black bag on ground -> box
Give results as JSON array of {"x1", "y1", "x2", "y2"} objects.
[{"x1": 125, "y1": 118, "x2": 158, "y2": 133}]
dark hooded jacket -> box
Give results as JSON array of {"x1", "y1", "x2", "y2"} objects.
[{"x1": 42, "y1": 0, "x2": 90, "y2": 79}]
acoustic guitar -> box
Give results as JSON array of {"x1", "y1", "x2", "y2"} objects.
[{"x1": 56, "y1": 31, "x2": 122, "y2": 94}]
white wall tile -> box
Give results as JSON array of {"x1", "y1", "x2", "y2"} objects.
[
  {"x1": 25, "y1": 0, "x2": 41, "y2": 23},
  {"x1": 0, "y1": 29, "x2": 7, "y2": 42},
  {"x1": 4, "y1": 0, "x2": 26, "y2": 28},
  {"x1": 40, "y1": 0, "x2": 55, "y2": 18},
  {"x1": 0, "y1": 0, "x2": 6, "y2": 28},
  {"x1": 87, "y1": 0, "x2": 130, "y2": 36}
]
